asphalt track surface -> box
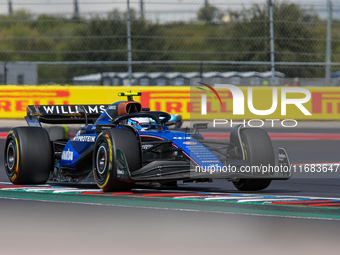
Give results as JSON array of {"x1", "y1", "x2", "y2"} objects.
[{"x1": 1, "y1": 124, "x2": 340, "y2": 255}]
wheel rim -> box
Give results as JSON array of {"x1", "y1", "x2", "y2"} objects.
[
  {"x1": 96, "y1": 145, "x2": 107, "y2": 175},
  {"x1": 6, "y1": 140, "x2": 17, "y2": 176}
]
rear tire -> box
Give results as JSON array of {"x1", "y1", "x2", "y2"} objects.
[
  {"x1": 233, "y1": 128, "x2": 274, "y2": 191},
  {"x1": 4, "y1": 127, "x2": 53, "y2": 184},
  {"x1": 93, "y1": 128, "x2": 141, "y2": 191}
]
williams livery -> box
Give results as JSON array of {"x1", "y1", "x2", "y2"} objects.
[{"x1": 4, "y1": 92, "x2": 291, "y2": 191}]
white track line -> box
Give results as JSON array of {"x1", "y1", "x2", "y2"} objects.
[{"x1": 0, "y1": 196, "x2": 339, "y2": 221}]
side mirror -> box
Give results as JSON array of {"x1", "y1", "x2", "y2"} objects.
[{"x1": 193, "y1": 123, "x2": 208, "y2": 134}]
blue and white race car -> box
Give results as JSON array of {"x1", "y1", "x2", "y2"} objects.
[{"x1": 4, "y1": 92, "x2": 291, "y2": 191}]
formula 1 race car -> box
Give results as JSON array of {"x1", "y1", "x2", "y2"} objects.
[{"x1": 4, "y1": 92, "x2": 291, "y2": 192}]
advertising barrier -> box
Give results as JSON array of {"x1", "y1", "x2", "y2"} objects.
[
  {"x1": 0, "y1": 86, "x2": 190, "y2": 119},
  {"x1": 0, "y1": 85, "x2": 340, "y2": 120}
]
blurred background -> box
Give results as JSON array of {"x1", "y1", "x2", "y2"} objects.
[{"x1": 1, "y1": 0, "x2": 340, "y2": 86}]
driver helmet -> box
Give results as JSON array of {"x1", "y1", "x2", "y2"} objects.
[{"x1": 128, "y1": 117, "x2": 154, "y2": 130}]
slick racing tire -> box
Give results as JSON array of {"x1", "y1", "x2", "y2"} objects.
[
  {"x1": 93, "y1": 128, "x2": 141, "y2": 192},
  {"x1": 233, "y1": 128, "x2": 274, "y2": 191},
  {"x1": 4, "y1": 127, "x2": 53, "y2": 184}
]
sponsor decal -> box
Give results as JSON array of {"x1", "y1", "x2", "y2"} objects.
[
  {"x1": 72, "y1": 136, "x2": 96, "y2": 142},
  {"x1": 25, "y1": 117, "x2": 41, "y2": 127},
  {"x1": 108, "y1": 105, "x2": 117, "y2": 110},
  {"x1": 61, "y1": 149, "x2": 73, "y2": 161},
  {"x1": 311, "y1": 91, "x2": 340, "y2": 114},
  {"x1": 183, "y1": 141, "x2": 197, "y2": 145},
  {"x1": 142, "y1": 144, "x2": 153, "y2": 150},
  {"x1": 140, "y1": 89, "x2": 190, "y2": 119},
  {"x1": 279, "y1": 153, "x2": 287, "y2": 159},
  {"x1": 0, "y1": 86, "x2": 70, "y2": 118},
  {"x1": 117, "y1": 169, "x2": 124, "y2": 175},
  {"x1": 40, "y1": 105, "x2": 108, "y2": 115}
]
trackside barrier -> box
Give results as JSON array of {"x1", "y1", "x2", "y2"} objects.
[{"x1": 0, "y1": 85, "x2": 339, "y2": 120}]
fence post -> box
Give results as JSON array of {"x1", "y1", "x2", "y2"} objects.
[
  {"x1": 4, "y1": 62, "x2": 7, "y2": 85},
  {"x1": 325, "y1": 0, "x2": 332, "y2": 85},
  {"x1": 73, "y1": 0, "x2": 79, "y2": 18},
  {"x1": 140, "y1": 0, "x2": 144, "y2": 19},
  {"x1": 8, "y1": 0, "x2": 13, "y2": 15},
  {"x1": 127, "y1": 0, "x2": 132, "y2": 85},
  {"x1": 268, "y1": 0, "x2": 275, "y2": 85}
]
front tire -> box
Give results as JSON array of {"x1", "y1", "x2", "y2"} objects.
[
  {"x1": 233, "y1": 128, "x2": 274, "y2": 191},
  {"x1": 93, "y1": 128, "x2": 141, "y2": 191},
  {"x1": 4, "y1": 127, "x2": 53, "y2": 184}
]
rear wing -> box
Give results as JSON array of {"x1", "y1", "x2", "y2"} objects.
[{"x1": 26, "y1": 104, "x2": 110, "y2": 125}]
